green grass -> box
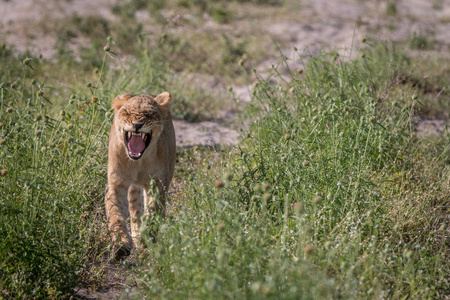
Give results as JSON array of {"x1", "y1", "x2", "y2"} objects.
[
  {"x1": 134, "y1": 43, "x2": 449, "y2": 298},
  {"x1": 386, "y1": 1, "x2": 397, "y2": 16},
  {"x1": 0, "y1": 44, "x2": 111, "y2": 297},
  {"x1": 408, "y1": 32, "x2": 431, "y2": 50},
  {"x1": 1, "y1": 2, "x2": 449, "y2": 298}
]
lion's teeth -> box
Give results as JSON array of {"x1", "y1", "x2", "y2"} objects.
[
  {"x1": 128, "y1": 152, "x2": 142, "y2": 157},
  {"x1": 141, "y1": 133, "x2": 146, "y2": 140}
]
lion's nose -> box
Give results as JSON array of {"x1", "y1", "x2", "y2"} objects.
[{"x1": 132, "y1": 122, "x2": 144, "y2": 131}]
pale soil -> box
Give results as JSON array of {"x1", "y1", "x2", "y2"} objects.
[
  {"x1": 1, "y1": 0, "x2": 449, "y2": 145},
  {"x1": 1, "y1": 0, "x2": 449, "y2": 298},
  {"x1": 0, "y1": 0, "x2": 115, "y2": 58},
  {"x1": 173, "y1": 120, "x2": 240, "y2": 146}
]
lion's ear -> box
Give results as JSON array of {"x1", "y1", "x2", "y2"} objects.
[
  {"x1": 113, "y1": 93, "x2": 133, "y2": 112},
  {"x1": 154, "y1": 92, "x2": 171, "y2": 115}
]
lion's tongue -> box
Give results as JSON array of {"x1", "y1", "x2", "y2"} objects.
[{"x1": 128, "y1": 135, "x2": 145, "y2": 154}]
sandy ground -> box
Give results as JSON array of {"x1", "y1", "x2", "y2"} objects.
[
  {"x1": 1, "y1": 0, "x2": 449, "y2": 145},
  {"x1": 0, "y1": 0, "x2": 115, "y2": 58},
  {"x1": 3, "y1": 0, "x2": 450, "y2": 59},
  {"x1": 2, "y1": 0, "x2": 449, "y2": 146}
]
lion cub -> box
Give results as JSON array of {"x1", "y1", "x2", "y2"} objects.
[{"x1": 105, "y1": 92, "x2": 176, "y2": 258}]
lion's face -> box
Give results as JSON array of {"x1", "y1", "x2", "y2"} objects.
[{"x1": 112, "y1": 93, "x2": 171, "y2": 160}]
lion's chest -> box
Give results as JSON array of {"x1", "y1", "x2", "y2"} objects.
[{"x1": 122, "y1": 151, "x2": 165, "y2": 186}]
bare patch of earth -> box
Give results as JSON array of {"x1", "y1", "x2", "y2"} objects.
[
  {"x1": 174, "y1": 120, "x2": 240, "y2": 147},
  {"x1": 0, "y1": 0, "x2": 115, "y2": 58},
  {"x1": 414, "y1": 115, "x2": 449, "y2": 137},
  {"x1": 1, "y1": 0, "x2": 449, "y2": 141}
]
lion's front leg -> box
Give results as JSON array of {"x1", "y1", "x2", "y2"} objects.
[
  {"x1": 128, "y1": 184, "x2": 144, "y2": 248},
  {"x1": 105, "y1": 183, "x2": 132, "y2": 258}
]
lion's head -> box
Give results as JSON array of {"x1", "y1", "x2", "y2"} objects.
[{"x1": 112, "y1": 92, "x2": 171, "y2": 160}]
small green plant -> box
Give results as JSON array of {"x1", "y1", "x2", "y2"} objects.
[
  {"x1": 432, "y1": 0, "x2": 443, "y2": 10},
  {"x1": 409, "y1": 32, "x2": 430, "y2": 49},
  {"x1": 211, "y1": 5, "x2": 233, "y2": 24},
  {"x1": 111, "y1": 0, "x2": 149, "y2": 19},
  {"x1": 386, "y1": 1, "x2": 397, "y2": 15}
]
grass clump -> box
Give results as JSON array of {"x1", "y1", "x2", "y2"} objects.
[
  {"x1": 155, "y1": 30, "x2": 252, "y2": 84},
  {"x1": 408, "y1": 32, "x2": 430, "y2": 50},
  {"x1": 386, "y1": 1, "x2": 397, "y2": 16},
  {"x1": 135, "y1": 147, "x2": 345, "y2": 299},
  {"x1": 0, "y1": 46, "x2": 112, "y2": 297},
  {"x1": 135, "y1": 43, "x2": 449, "y2": 298},
  {"x1": 238, "y1": 46, "x2": 449, "y2": 297}
]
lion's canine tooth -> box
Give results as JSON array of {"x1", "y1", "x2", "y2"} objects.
[{"x1": 141, "y1": 133, "x2": 145, "y2": 139}]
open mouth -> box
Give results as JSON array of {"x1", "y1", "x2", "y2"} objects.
[{"x1": 123, "y1": 131, "x2": 152, "y2": 160}]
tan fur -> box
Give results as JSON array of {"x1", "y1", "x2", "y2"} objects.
[{"x1": 105, "y1": 92, "x2": 176, "y2": 258}]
